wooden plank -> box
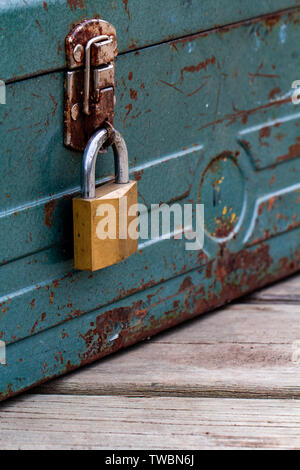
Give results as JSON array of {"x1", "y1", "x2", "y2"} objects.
[
  {"x1": 248, "y1": 274, "x2": 300, "y2": 302},
  {"x1": 0, "y1": 394, "x2": 300, "y2": 449},
  {"x1": 37, "y1": 301, "x2": 300, "y2": 399}
]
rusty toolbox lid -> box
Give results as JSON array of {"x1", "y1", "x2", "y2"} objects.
[{"x1": 1, "y1": 0, "x2": 300, "y2": 82}]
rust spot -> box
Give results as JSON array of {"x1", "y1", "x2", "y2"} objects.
[
  {"x1": 276, "y1": 136, "x2": 300, "y2": 164},
  {"x1": 264, "y1": 14, "x2": 282, "y2": 31},
  {"x1": 57, "y1": 41, "x2": 62, "y2": 55},
  {"x1": 7, "y1": 127, "x2": 21, "y2": 133},
  {"x1": 128, "y1": 38, "x2": 138, "y2": 50},
  {"x1": 43, "y1": 1, "x2": 48, "y2": 11},
  {"x1": 35, "y1": 19, "x2": 42, "y2": 30},
  {"x1": 216, "y1": 245, "x2": 273, "y2": 289},
  {"x1": 205, "y1": 261, "x2": 213, "y2": 279},
  {"x1": 258, "y1": 202, "x2": 265, "y2": 216},
  {"x1": 249, "y1": 71, "x2": 280, "y2": 81},
  {"x1": 30, "y1": 312, "x2": 46, "y2": 334},
  {"x1": 240, "y1": 139, "x2": 251, "y2": 152},
  {"x1": 214, "y1": 218, "x2": 237, "y2": 238},
  {"x1": 123, "y1": 103, "x2": 132, "y2": 126},
  {"x1": 30, "y1": 299, "x2": 35, "y2": 309},
  {"x1": 267, "y1": 196, "x2": 276, "y2": 212},
  {"x1": 259, "y1": 126, "x2": 271, "y2": 147},
  {"x1": 269, "y1": 87, "x2": 281, "y2": 100},
  {"x1": 130, "y1": 88, "x2": 138, "y2": 101},
  {"x1": 44, "y1": 200, "x2": 56, "y2": 228},
  {"x1": 134, "y1": 169, "x2": 144, "y2": 181},
  {"x1": 180, "y1": 56, "x2": 216, "y2": 82},
  {"x1": 179, "y1": 276, "x2": 193, "y2": 292},
  {"x1": 270, "y1": 174, "x2": 275, "y2": 186},
  {"x1": 49, "y1": 93, "x2": 58, "y2": 116},
  {"x1": 66, "y1": 0, "x2": 86, "y2": 11},
  {"x1": 128, "y1": 72, "x2": 133, "y2": 81},
  {"x1": 122, "y1": 0, "x2": 130, "y2": 20},
  {"x1": 276, "y1": 213, "x2": 289, "y2": 221},
  {"x1": 117, "y1": 279, "x2": 157, "y2": 300}
]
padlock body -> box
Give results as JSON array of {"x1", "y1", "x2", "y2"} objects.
[{"x1": 73, "y1": 181, "x2": 138, "y2": 271}]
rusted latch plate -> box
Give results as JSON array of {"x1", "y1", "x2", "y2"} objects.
[{"x1": 64, "y1": 19, "x2": 118, "y2": 152}]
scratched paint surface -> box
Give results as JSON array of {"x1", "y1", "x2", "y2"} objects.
[
  {"x1": 1, "y1": 0, "x2": 300, "y2": 81},
  {"x1": 1, "y1": 7, "x2": 300, "y2": 399}
]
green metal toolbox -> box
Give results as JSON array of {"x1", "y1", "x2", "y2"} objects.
[{"x1": 1, "y1": 0, "x2": 300, "y2": 400}]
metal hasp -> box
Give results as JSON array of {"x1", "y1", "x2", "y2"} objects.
[{"x1": 64, "y1": 19, "x2": 118, "y2": 151}]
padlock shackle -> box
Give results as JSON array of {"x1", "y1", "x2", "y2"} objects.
[
  {"x1": 112, "y1": 129, "x2": 130, "y2": 187},
  {"x1": 81, "y1": 127, "x2": 129, "y2": 199}
]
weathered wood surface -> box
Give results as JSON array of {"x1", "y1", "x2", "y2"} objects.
[
  {"x1": 1, "y1": 395, "x2": 300, "y2": 450},
  {"x1": 1, "y1": 273, "x2": 300, "y2": 449},
  {"x1": 249, "y1": 274, "x2": 300, "y2": 303}
]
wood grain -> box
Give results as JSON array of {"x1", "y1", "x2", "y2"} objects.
[{"x1": 0, "y1": 394, "x2": 300, "y2": 450}]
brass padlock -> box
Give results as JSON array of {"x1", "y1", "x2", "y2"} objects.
[{"x1": 73, "y1": 127, "x2": 138, "y2": 271}]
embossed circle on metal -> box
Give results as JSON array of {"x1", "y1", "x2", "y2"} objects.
[{"x1": 198, "y1": 152, "x2": 246, "y2": 242}]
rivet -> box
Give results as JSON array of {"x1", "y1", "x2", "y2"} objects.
[
  {"x1": 73, "y1": 44, "x2": 84, "y2": 63},
  {"x1": 71, "y1": 103, "x2": 80, "y2": 121}
]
